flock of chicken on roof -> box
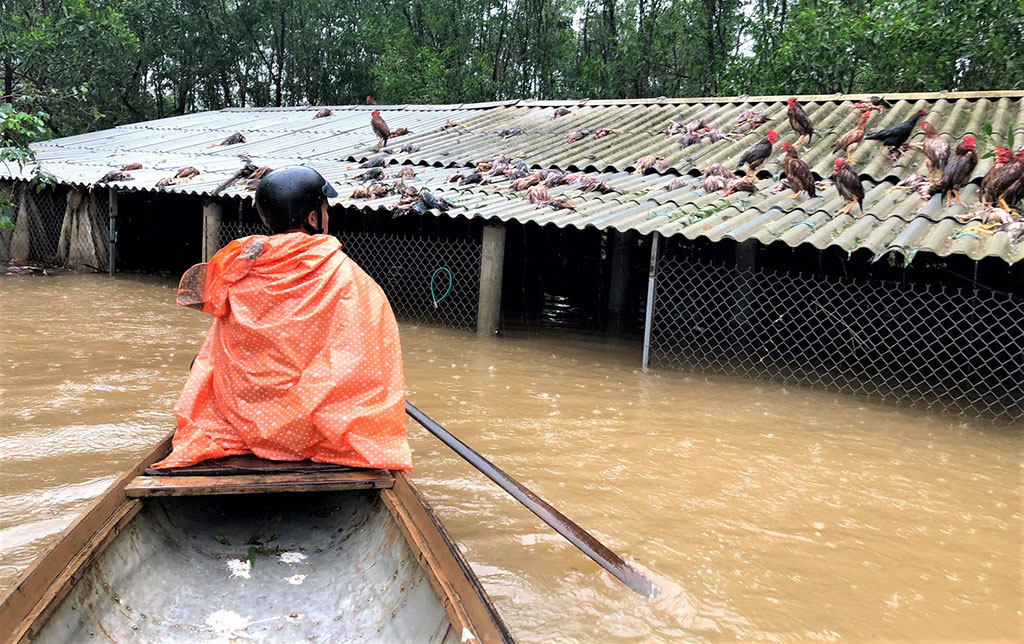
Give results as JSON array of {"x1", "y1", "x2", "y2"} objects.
[
  {"x1": 90, "y1": 95, "x2": 1024, "y2": 239},
  {"x1": 357, "y1": 98, "x2": 1024, "y2": 235}
]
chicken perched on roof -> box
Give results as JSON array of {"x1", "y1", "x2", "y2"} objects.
[
  {"x1": 97, "y1": 170, "x2": 134, "y2": 184},
  {"x1": 120, "y1": 162, "x2": 143, "y2": 171},
  {"x1": 864, "y1": 109, "x2": 928, "y2": 160},
  {"x1": 929, "y1": 135, "x2": 976, "y2": 206},
  {"x1": 725, "y1": 177, "x2": 756, "y2": 195},
  {"x1": 594, "y1": 128, "x2": 620, "y2": 139},
  {"x1": 980, "y1": 148, "x2": 1024, "y2": 211},
  {"x1": 881, "y1": 173, "x2": 931, "y2": 199},
  {"x1": 735, "y1": 130, "x2": 778, "y2": 179},
  {"x1": 787, "y1": 98, "x2": 814, "y2": 146},
  {"x1": 566, "y1": 130, "x2": 588, "y2": 144},
  {"x1": 216, "y1": 132, "x2": 246, "y2": 147},
  {"x1": 633, "y1": 155, "x2": 668, "y2": 175},
  {"x1": 313, "y1": 109, "x2": 333, "y2": 119},
  {"x1": 854, "y1": 96, "x2": 893, "y2": 113},
  {"x1": 390, "y1": 127, "x2": 411, "y2": 137},
  {"x1": 370, "y1": 110, "x2": 390, "y2": 148},
  {"x1": 831, "y1": 112, "x2": 870, "y2": 163},
  {"x1": 781, "y1": 142, "x2": 816, "y2": 199},
  {"x1": 831, "y1": 158, "x2": 864, "y2": 215},
  {"x1": 498, "y1": 127, "x2": 525, "y2": 139},
  {"x1": 735, "y1": 111, "x2": 768, "y2": 130},
  {"x1": 919, "y1": 122, "x2": 950, "y2": 183},
  {"x1": 575, "y1": 176, "x2": 617, "y2": 194},
  {"x1": 243, "y1": 166, "x2": 273, "y2": 191},
  {"x1": 525, "y1": 185, "x2": 550, "y2": 204},
  {"x1": 552, "y1": 107, "x2": 572, "y2": 119},
  {"x1": 366, "y1": 95, "x2": 377, "y2": 105}
]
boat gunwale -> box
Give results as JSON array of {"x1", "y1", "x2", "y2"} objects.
[
  {"x1": 0, "y1": 436, "x2": 171, "y2": 644},
  {"x1": 0, "y1": 436, "x2": 515, "y2": 644}
]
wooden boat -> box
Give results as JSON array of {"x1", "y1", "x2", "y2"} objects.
[{"x1": 0, "y1": 436, "x2": 514, "y2": 644}]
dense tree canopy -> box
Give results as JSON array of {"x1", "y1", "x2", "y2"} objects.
[{"x1": 1, "y1": 0, "x2": 1022, "y2": 138}]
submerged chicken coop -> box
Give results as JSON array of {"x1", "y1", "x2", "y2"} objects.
[{"x1": 2, "y1": 91, "x2": 1022, "y2": 421}]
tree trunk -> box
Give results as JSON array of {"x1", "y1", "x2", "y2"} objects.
[
  {"x1": 275, "y1": 9, "x2": 286, "y2": 107},
  {"x1": 3, "y1": 53, "x2": 12, "y2": 103}
]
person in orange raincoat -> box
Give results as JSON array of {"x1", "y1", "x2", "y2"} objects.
[{"x1": 152, "y1": 167, "x2": 412, "y2": 470}]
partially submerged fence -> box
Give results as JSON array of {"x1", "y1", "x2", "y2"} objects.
[
  {"x1": 0, "y1": 181, "x2": 112, "y2": 272},
  {"x1": 218, "y1": 218, "x2": 480, "y2": 330},
  {"x1": 647, "y1": 242, "x2": 1024, "y2": 422}
]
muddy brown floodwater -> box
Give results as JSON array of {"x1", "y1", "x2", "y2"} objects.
[{"x1": 0, "y1": 273, "x2": 1021, "y2": 643}]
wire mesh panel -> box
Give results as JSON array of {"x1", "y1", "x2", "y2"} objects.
[
  {"x1": 339, "y1": 231, "x2": 480, "y2": 330},
  {"x1": 649, "y1": 255, "x2": 1024, "y2": 421},
  {"x1": 219, "y1": 220, "x2": 270, "y2": 247},
  {"x1": 0, "y1": 181, "x2": 110, "y2": 271},
  {"x1": 217, "y1": 220, "x2": 480, "y2": 330}
]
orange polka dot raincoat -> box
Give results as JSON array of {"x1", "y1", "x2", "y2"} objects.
[{"x1": 151, "y1": 232, "x2": 412, "y2": 470}]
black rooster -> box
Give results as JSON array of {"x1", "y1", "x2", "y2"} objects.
[{"x1": 864, "y1": 109, "x2": 929, "y2": 160}]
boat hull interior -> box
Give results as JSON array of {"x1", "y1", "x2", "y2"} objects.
[{"x1": 33, "y1": 490, "x2": 458, "y2": 643}]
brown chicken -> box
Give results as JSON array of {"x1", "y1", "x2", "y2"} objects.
[
  {"x1": 119, "y1": 162, "x2": 143, "y2": 171},
  {"x1": 313, "y1": 109, "x2": 333, "y2": 119},
  {"x1": 831, "y1": 158, "x2": 864, "y2": 216},
  {"x1": 929, "y1": 135, "x2": 977, "y2": 206},
  {"x1": 525, "y1": 185, "x2": 550, "y2": 204},
  {"x1": 511, "y1": 175, "x2": 540, "y2": 191},
  {"x1": 981, "y1": 148, "x2": 1024, "y2": 211},
  {"x1": 389, "y1": 127, "x2": 411, "y2": 137},
  {"x1": 787, "y1": 97, "x2": 814, "y2": 146},
  {"x1": 541, "y1": 197, "x2": 576, "y2": 210},
  {"x1": 566, "y1": 130, "x2": 588, "y2": 143},
  {"x1": 633, "y1": 155, "x2": 668, "y2": 175},
  {"x1": 831, "y1": 112, "x2": 870, "y2": 163},
  {"x1": 175, "y1": 167, "x2": 201, "y2": 179},
  {"x1": 919, "y1": 122, "x2": 950, "y2": 183},
  {"x1": 781, "y1": 142, "x2": 816, "y2": 199},
  {"x1": 370, "y1": 111, "x2": 390, "y2": 147}
]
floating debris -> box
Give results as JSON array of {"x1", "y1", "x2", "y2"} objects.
[{"x1": 227, "y1": 559, "x2": 252, "y2": 579}]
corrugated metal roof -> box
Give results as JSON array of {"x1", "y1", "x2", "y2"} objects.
[{"x1": 2, "y1": 92, "x2": 1023, "y2": 263}]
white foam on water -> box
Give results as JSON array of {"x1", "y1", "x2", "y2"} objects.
[
  {"x1": 206, "y1": 610, "x2": 249, "y2": 633},
  {"x1": 279, "y1": 551, "x2": 307, "y2": 564},
  {"x1": 284, "y1": 574, "x2": 307, "y2": 585},
  {"x1": 227, "y1": 559, "x2": 251, "y2": 579}
]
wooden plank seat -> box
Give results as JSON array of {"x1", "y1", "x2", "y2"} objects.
[{"x1": 124, "y1": 454, "x2": 395, "y2": 498}]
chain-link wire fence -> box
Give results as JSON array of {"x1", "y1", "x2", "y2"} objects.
[
  {"x1": 0, "y1": 181, "x2": 111, "y2": 271},
  {"x1": 218, "y1": 219, "x2": 481, "y2": 330},
  {"x1": 649, "y1": 254, "x2": 1024, "y2": 421}
]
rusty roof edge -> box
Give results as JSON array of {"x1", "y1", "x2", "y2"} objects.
[{"x1": 515, "y1": 90, "x2": 1024, "y2": 107}]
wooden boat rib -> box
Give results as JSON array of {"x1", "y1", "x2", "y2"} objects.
[{"x1": 0, "y1": 436, "x2": 514, "y2": 644}]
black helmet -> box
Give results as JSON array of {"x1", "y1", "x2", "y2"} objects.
[{"x1": 254, "y1": 167, "x2": 338, "y2": 234}]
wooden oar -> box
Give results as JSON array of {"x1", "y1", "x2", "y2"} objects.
[{"x1": 405, "y1": 401, "x2": 660, "y2": 598}]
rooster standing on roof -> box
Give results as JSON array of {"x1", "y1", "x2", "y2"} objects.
[
  {"x1": 735, "y1": 130, "x2": 778, "y2": 180},
  {"x1": 371, "y1": 110, "x2": 390, "y2": 148},
  {"x1": 787, "y1": 98, "x2": 814, "y2": 147},
  {"x1": 864, "y1": 109, "x2": 929, "y2": 161},
  {"x1": 929, "y1": 135, "x2": 977, "y2": 206}
]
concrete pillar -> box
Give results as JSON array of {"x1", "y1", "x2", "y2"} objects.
[
  {"x1": 608, "y1": 230, "x2": 633, "y2": 315},
  {"x1": 476, "y1": 223, "x2": 506, "y2": 336},
  {"x1": 108, "y1": 187, "x2": 117, "y2": 277},
  {"x1": 202, "y1": 200, "x2": 223, "y2": 262},
  {"x1": 641, "y1": 232, "x2": 661, "y2": 370}
]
